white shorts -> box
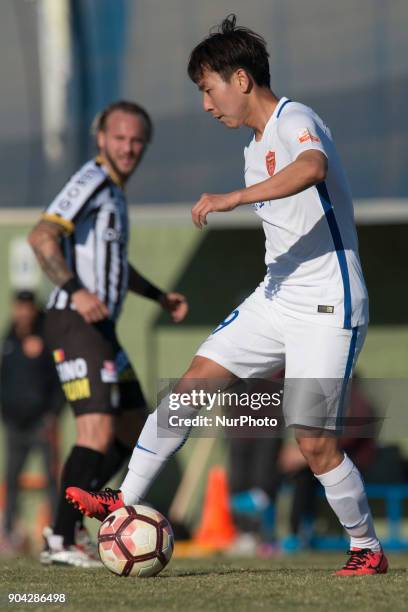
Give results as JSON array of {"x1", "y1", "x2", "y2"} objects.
[{"x1": 196, "y1": 287, "x2": 367, "y2": 430}]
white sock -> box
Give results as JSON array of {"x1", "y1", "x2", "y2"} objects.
[
  {"x1": 120, "y1": 395, "x2": 197, "y2": 505},
  {"x1": 315, "y1": 454, "x2": 381, "y2": 551},
  {"x1": 49, "y1": 533, "x2": 64, "y2": 552}
]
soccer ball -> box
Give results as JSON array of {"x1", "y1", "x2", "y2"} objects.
[{"x1": 97, "y1": 505, "x2": 174, "y2": 577}]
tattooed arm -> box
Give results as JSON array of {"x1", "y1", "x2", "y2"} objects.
[
  {"x1": 28, "y1": 220, "x2": 74, "y2": 287},
  {"x1": 28, "y1": 220, "x2": 108, "y2": 323}
]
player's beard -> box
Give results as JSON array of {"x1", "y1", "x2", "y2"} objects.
[{"x1": 104, "y1": 149, "x2": 139, "y2": 183}]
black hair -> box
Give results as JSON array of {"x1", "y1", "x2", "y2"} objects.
[
  {"x1": 188, "y1": 14, "x2": 270, "y2": 87},
  {"x1": 92, "y1": 100, "x2": 153, "y2": 143}
]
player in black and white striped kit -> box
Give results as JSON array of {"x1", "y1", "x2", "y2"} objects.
[{"x1": 28, "y1": 101, "x2": 188, "y2": 566}]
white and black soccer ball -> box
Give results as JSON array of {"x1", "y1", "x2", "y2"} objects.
[{"x1": 98, "y1": 505, "x2": 174, "y2": 577}]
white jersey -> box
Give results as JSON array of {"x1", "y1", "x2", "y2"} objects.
[
  {"x1": 42, "y1": 157, "x2": 129, "y2": 321},
  {"x1": 244, "y1": 97, "x2": 368, "y2": 330}
]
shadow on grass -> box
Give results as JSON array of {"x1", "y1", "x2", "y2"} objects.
[{"x1": 159, "y1": 567, "x2": 334, "y2": 579}]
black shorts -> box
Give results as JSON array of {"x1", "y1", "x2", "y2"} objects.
[{"x1": 45, "y1": 309, "x2": 147, "y2": 416}]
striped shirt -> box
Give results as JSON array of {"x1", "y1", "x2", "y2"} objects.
[{"x1": 42, "y1": 157, "x2": 129, "y2": 321}]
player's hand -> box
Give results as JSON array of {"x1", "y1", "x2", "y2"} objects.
[
  {"x1": 159, "y1": 292, "x2": 188, "y2": 323},
  {"x1": 192, "y1": 191, "x2": 240, "y2": 229},
  {"x1": 71, "y1": 289, "x2": 109, "y2": 323}
]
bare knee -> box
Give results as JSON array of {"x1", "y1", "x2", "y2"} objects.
[
  {"x1": 296, "y1": 433, "x2": 343, "y2": 475},
  {"x1": 76, "y1": 413, "x2": 113, "y2": 453}
]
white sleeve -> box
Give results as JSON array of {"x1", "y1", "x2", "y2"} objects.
[
  {"x1": 276, "y1": 110, "x2": 328, "y2": 161},
  {"x1": 42, "y1": 161, "x2": 107, "y2": 234}
]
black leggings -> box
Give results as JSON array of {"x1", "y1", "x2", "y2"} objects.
[{"x1": 4, "y1": 421, "x2": 58, "y2": 532}]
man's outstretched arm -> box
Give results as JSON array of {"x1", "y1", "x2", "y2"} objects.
[{"x1": 128, "y1": 263, "x2": 188, "y2": 323}]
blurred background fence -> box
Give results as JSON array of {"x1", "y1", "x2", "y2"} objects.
[{"x1": 1, "y1": 0, "x2": 408, "y2": 207}]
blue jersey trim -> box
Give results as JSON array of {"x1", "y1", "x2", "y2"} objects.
[
  {"x1": 276, "y1": 98, "x2": 292, "y2": 118},
  {"x1": 316, "y1": 182, "x2": 352, "y2": 329},
  {"x1": 336, "y1": 327, "x2": 359, "y2": 429}
]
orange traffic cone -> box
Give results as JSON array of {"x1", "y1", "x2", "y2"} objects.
[{"x1": 194, "y1": 465, "x2": 236, "y2": 549}]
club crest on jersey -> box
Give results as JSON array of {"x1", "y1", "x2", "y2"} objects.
[
  {"x1": 102, "y1": 227, "x2": 122, "y2": 242},
  {"x1": 265, "y1": 151, "x2": 276, "y2": 176}
]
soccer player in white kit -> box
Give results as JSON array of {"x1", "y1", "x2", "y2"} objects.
[{"x1": 67, "y1": 15, "x2": 388, "y2": 575}]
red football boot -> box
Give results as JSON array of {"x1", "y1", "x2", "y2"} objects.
[
  {"x1": 66, "y1": 487, "x2": 125, "y2": 521},
  {"x1": 334, "y1": 548, "x2": 389, "y2": 576}
]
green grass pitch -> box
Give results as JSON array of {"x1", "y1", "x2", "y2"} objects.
[{"x1": 1, "y1": 553, "x2": 407, "y2": 611}]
